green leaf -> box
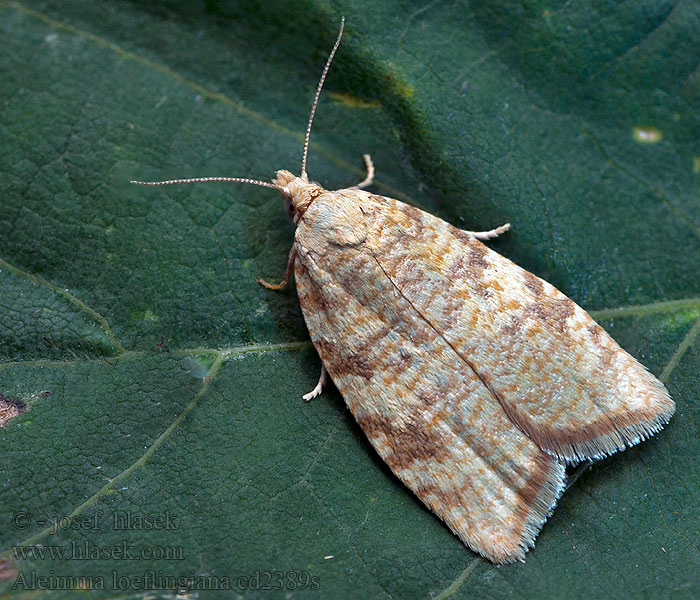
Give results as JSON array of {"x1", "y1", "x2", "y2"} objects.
[{"x1": 1, "y1": 1, "x2": 698, "y2": 598}]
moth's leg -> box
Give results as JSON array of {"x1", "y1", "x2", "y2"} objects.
[
  {"x1": 257, "y1": 245, "x2": 297, "y2": 290},
  {"x1": 565, "y1": 459, "x2": 593, "y2": 491},
  {"x1": 352, "y1": 153, "x2": 375, "y2": 189},
  {"x1": 302, "y1": 365, "x2": 328, "y2": 401},
  {"x1": 464, "y1": 222, "x2": 511, "y2": 241}
]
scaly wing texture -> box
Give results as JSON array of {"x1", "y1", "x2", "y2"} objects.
[
  {"x1": 362, "y1": 193, "x2": 674, "y2": 463},
  {"x1": 293, "y1": 190, "x2": 566, "y2": 563}
]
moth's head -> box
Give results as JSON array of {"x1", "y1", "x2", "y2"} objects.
[
  {"x1": 274, "y1": 170, "x2": 325, "y2": 223},
  {"x1": 271, "y1": 19, "x2": 344, "y2": 225}
]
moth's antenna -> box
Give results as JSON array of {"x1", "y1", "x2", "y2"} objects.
[
  {"x1": 131, "y1": 176, "x2": 281, "y2": 190},
  {"x1": 300, "y1": 16, "x2": 345, "y2": 180}
]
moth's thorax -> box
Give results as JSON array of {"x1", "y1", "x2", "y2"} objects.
[{"x1": 274, "y1": 169, "x2": 326, "y2": 223}]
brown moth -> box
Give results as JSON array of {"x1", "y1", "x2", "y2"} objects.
[{"x1": 133, "y1": 19, "x2": 675, "y2": 564}]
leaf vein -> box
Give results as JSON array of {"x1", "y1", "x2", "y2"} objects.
[
  {"x1": 0, "y1": 351, "x2": 226, "y2": 556},
  {"x1": 0, "y1": 255, "x2": 125, "y2": 354}
]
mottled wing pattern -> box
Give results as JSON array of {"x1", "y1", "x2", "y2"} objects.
[
  {"x1": 293, "y1": 190, "x2": 566, "y2": 563},
  {"x1": 363, "y1": 193, "x2": 674, "y2": 463}
]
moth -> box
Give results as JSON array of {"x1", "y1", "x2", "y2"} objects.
[{"x1": 133, "y1": 19, "x2": 675, "y2": 564}]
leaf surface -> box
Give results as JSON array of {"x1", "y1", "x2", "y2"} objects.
[{"x1": 1, "y1": 1, "x2": 698, "y2": 598}]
